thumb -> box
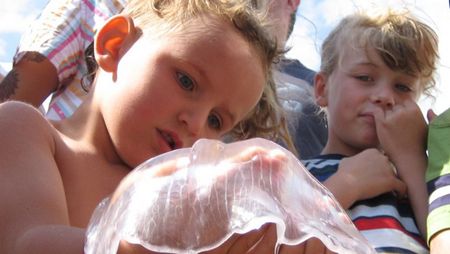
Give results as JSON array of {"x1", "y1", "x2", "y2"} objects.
[
  {"x1": 427, "y1": 109, "x2": 437, "y2": 123},
  {"x1": 393, "y1": 178, "x2": 408, "y2": 199}
]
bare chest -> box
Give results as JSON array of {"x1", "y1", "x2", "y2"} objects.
[{"x1": 55, "y1": 143, "x2": 129, "y2": 227}]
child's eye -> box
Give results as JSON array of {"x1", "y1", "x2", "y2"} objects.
[
  {"x1": 176, "y1": 72, "x2": 195, "y2": 91},
  {"x1": 356, "y1": 75, "x2": 373, "y2": 82},
  {"x1": 395, "y1": 83, "x2": 412, "y2": 93},
  {"x1": 207, "y1": 114, "x2": 222, "y2": 130}
]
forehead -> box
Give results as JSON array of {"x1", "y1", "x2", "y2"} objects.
[
  {"x1": 338, "y1": 44, "x2": 370, "y2": 65},
  {"x1": 339, "y1": 44, "x2": 414, "y2": 77},
  {"x1": 164, "y1": 14, "x2": 265, "y2": 62}
]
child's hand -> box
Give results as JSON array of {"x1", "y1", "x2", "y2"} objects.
[
  {"x1": 118, "y1": 224, "x2": 336, "y2": 254},
  {"x1": 372, "y1": 100, "x2": 429, "y2": 236},
  {"x1": 372, "y1": 99, "x2": 427, "y2": 170},
  {"x1": 114, "y1": 145, "x2": 289, "y2": 254},
  {"x1": 328, "y1": 148, "x2": 406, "y2": 208},
  {"x1": 278, "y1": 237, "x2": 337, "y2": 254}
]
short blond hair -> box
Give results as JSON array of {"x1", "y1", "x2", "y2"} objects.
[
  {"x1": 320, "y1": 9, "x2": 439, "y2": 97},
  {"x1": 122, "y1": 0, "x2": 292, "y2": 146}
]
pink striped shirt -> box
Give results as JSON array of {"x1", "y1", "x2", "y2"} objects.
[{"x1": 14, "y1": 0, "x2": 127, "y2": 120}]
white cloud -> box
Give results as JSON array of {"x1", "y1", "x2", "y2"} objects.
[
  {"x1": 0, "y1": 63, "x2": 9, "y2": 76},
  {"x1": 0, "y1": 0, "x2": 42, "y2": 33}
]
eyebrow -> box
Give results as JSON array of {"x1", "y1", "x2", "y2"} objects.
[
  {"x1": 186, "y1": 60, "x2": 210, "y2": 88},
  {"x1": 353, "y1": 61, "x2": 377, "y2": 67}
]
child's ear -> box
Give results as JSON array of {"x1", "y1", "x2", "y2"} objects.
[
  {"x1": 314, "y1": 72, "x2": 328, "y2": 107},
  {"x1": 94, "y1": 15, "x2": 137, "y2": 73}
]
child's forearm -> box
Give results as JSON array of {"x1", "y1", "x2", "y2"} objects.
[
  {"x1": 323, "y1": 174, "x2": 359, "y2": 209},
  {"x1": 407, "y1": 180, "x2": 428, "y2": 238},
  {"x1": 394, "y1": 154, "x2": 428, "y2": 237}
]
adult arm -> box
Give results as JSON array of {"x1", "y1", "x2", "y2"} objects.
[
  {"x1": 0, "y1": 52, "x2": 58, "y2": 106},
  {"x1": 0, "y1": 0, "x2": 107, "y2": 108}
]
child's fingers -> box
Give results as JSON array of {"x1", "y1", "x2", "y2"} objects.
[
  {"x1": 239, "y1": 147, "x2": 287, "y2": 172},
  {"x1": 202, "y1": 224, "x2": 272, "y2": 254},
  {"x1": 111, "y1": 156, "x2": 189, "y2": 202},
  {"x1": 117, "y1": 240, "x2": 158, "y2": 254},
  {"x1": 277, "y1": 242, "x2": 306, "y2": 254},
  {"x1": 215, "y1": 146, "x2": 287, "y2": 183},
  {"x1": 302, "y1": 237, "x2": 331, "y2": 254},
  {"x1": 144, "y1": 155, "x2": 190, "y2": 177},
  {"x1": 391, "y1": 176, "x2": 408, "y2": 199},
  {"x1": 371, "y1": 104, "x2": 385, "y2": 122},
  {"x1": 244, "y1": 223, "x2": 278, "y2": 254},
  {"x1": 385, "y1": 160, "x2": 407, "y2": 198},
  {"x1": 229, "y1": 146, "x2": 270, "y2": 162},
  {"x1": 229, "y1": 146, "x2": 287, "y2": 163},
  {"x1": 427, "y1": 108, "x2": 437, "y2": 122}
]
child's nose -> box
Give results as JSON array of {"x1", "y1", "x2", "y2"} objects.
[
  {"x1": 178, "y1": 109, "x2": 209, "y2": 138},
  {"x1": 371, "y1": 86, "x2": 395, "y2": 109}
]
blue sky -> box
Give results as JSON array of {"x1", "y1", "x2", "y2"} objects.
[
  {"x1": 0, "y1": 0, "x2": 47, "y2": 65},
  {"x1": 1, "y1": 0, "x2": 449, "y2": 113}
]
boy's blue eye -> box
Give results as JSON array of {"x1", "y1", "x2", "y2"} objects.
[
  {"x1": 176, "y1": 72, "x2": 194, "y2": 91},
  {"x1": 208, "y1": 114, "x2": 222, "y2": 130}
]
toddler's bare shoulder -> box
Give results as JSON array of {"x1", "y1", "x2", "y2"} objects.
[{"x1": 0, "y1": 101, "x2": 56, "y2": 146}]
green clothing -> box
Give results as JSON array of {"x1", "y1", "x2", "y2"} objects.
[{"x1": 426, "y1": 108, "x2": 450, "y2": 244}]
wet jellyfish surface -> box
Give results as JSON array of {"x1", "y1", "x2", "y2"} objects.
[{"x1": 85, "y1": 138, "x2": 376, "y2": 254}]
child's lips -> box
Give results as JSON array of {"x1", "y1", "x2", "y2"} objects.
[
  {"x1": 157, "y1": 129, "x2": 182, "y2": 152},
  {"x1": 359, "y1": 112, "x2": 375, "y2": 124}
]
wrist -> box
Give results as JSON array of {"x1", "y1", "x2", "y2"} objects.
[{"x1": 325, "y1": 170, "x2": 359, "y2": 209}]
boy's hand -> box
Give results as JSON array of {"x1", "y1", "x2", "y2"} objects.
[
  {"x1": 372, "y1": 99, "x2": 427, "y2": 172},
  {"x1": 328, "y1": 148, "x2": 406, "y2": 208},
  {"x1": 372, "y1": 99, "x2": 429, "y2": 236},
  {"x1": 427, "y1": 108, "x2": 437, "y2": 122}
]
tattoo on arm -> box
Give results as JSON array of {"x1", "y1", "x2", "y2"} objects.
[
  {"x1": 0, "y1": 52, "x2": 47, "y2": 102},
  {"x1": 0, "y1": 69, "x2": 19, "y2": 102},
  {"x1": 21, "y1": 52, "x2": 46, "y2": 63}
]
